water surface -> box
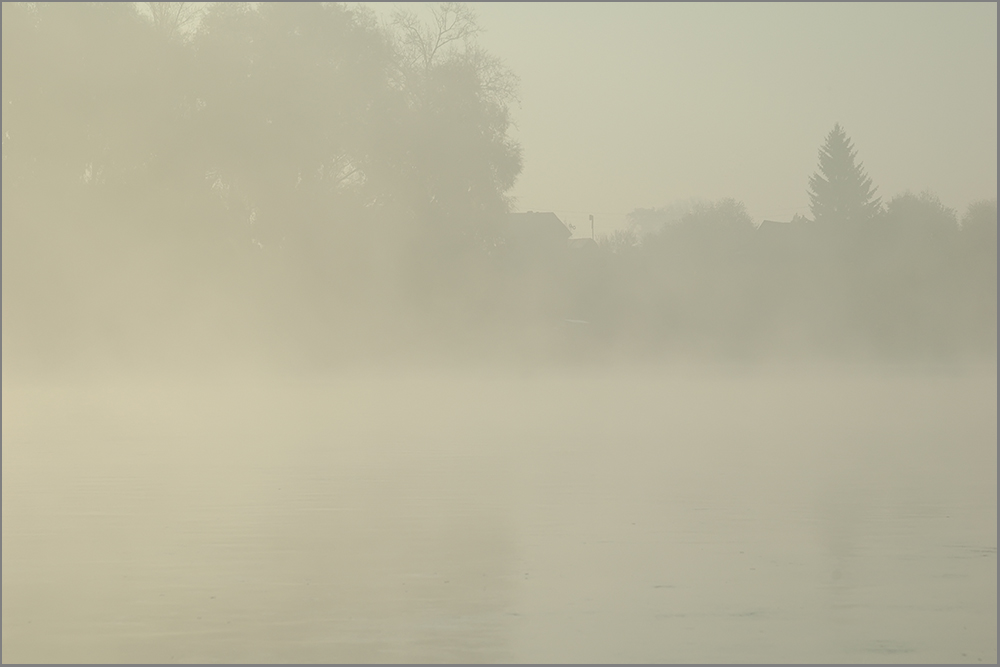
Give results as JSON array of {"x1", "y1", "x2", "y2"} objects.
[{"x1": 3, "y1": 365, "x2": 996, "y2": 663}]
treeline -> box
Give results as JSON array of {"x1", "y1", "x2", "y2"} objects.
[
  {"x1": 489, "y1": 123, "x2": 995, "y2": 365},
  {"x1": 2, "y1": 2, "x2": 523, "y2": 371},
  {"x1": 2, "y1": 4, "x2": 995, "y2": 372},
  {"x1": 575, "y1": 193, "x2": 997, "y2": 363}
]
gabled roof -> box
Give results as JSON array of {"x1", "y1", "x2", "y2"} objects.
[
  {"x1": 758, "y1": 212, "x2": 811, "y2": 229},
  {"x1": 757, "y1": 219, "x2": 804, "y2": 236},
  {"x1": 506, "y1": 211, "x2": 572, "y2": 242},
  {"x1": 756, "y1": 218, "x2": 811, "y2": 254}
]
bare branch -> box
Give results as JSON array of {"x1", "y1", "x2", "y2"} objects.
[
  {"x1": 145, "y1": 2, "x2": 204, "y2": 42},
  {"x1": 391, "y1": 2, "x2": 481, "y2": 71}
]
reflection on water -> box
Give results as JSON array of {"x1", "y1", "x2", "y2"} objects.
[{"x1": 3, "y1": 367, "x2": 996, "y2": 663}]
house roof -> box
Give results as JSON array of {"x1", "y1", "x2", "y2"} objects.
[
  {"x1": 757, "y1": 219, "x2": 804, "y2": 236},
  {"x1": 506, "y1": 211, "x2": 572, "y2": 243},
  {"x1": 756, "y1": 218, "x2": 811, "y2": 254}
]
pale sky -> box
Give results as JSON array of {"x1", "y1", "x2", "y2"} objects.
[{"x1": 365, "y1": 2, "x2": 997, "y2": 235}]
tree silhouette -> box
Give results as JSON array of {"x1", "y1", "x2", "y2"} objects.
[
  {"x1": 807, "y1": 123, "x2": 882, "y2": 228},
  {"x1": 385, "y1": 3, "x2": 522, "y2": 253}
]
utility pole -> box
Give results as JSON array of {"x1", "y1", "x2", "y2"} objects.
[{"x1": 590, "y1": 214, "x2": 594, "y2": 240}]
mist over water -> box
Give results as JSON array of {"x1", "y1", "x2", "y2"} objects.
[
  {"x1": 3, "y1": 365, "x2": 996, "y2": 663},
  {"x1": 2, "y1": 2, "x2": 996, "y2": 664}
]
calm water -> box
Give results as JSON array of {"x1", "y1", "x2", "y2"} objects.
[{"x1": 3, "y1": 366, "x2": 996, "y2": 663}]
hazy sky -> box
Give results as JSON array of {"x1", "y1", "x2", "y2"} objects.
[{"x1": 364, "y1": 2, "x2": 997, "y2": 234}]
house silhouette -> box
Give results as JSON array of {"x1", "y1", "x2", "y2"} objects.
[{"x1": 505, "y1": 211, "x2": 572, "y2": 251}]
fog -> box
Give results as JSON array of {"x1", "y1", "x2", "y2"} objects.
[
  {"x1": 461, "y1": 2, "x2": 998, "y2": 230},
  {"x1": 2, "y1": 2, "x2": 997, "y2": 663},
  {"x1": 3, "y1": 368, "x2": 996, "y2": 662}
]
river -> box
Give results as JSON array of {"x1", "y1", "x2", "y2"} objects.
[{"x1": 3, "y1": 364, "x2": 996, "y2": 663}]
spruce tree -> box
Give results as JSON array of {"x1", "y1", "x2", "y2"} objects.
[{"x1": 808, "y1": 123, "x2": 882, "y2": 227}]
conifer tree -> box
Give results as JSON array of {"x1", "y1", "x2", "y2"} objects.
[{"x1": 808, "y1": 123, "x2": 882, "y2": 226}]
